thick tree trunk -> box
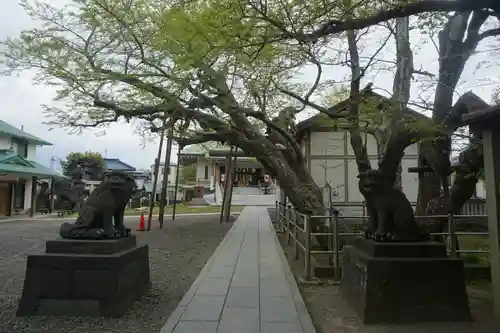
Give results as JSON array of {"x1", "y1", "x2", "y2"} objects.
[
  {"x1": 416, "y1": 11, "x2": 490, "y2": 215},
  {"x1": 260, "y1": 154, "x2": 324, "y2": 217}
]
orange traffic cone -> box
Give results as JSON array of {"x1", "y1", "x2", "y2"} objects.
[{"x1": 137, "y1": 212, "x2": 146, "y2": 231}]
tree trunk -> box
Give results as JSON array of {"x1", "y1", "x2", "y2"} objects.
[
  {"x1": 416, "y1": 11, "x2": 489, "y2": 215},
  {"x1": 415, "y1": 143, "x2": 442, "y2": 215},
  {"x1": 450, "y1": 146, "x2": 482, "y2": 206}
]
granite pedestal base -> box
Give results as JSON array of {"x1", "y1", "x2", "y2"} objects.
[
  {"x1": 17, "y1": 236, "x2": 151, "y2": 318},
  {"x1": 341, "y1": 238, "x2": 472, "y2": 324}
]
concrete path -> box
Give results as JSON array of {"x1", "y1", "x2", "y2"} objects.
[
  {"x1": 160, "y1": 206, "x2": 316, "y2": 333},
  {"x1": 205, "y1": 192, "x2": 275, "y2": 206}
]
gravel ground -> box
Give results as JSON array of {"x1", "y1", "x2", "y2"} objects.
[
  {"x1": 0, "y1": 215, "x2": 232, "y2": 333},
  {"x1": 278, "y1": 234, "x2": 498, "y2": 333}
]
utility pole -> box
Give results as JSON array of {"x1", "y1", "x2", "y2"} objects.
[
  {"x1": 172, "y1": 145, "x2": 182, "y2": 220},
  {"x1": 158, "y1": 119, "x2": 176, "y2": 228},
  {"x1": 147, "y1": 119, "x2": 166, "y2": 231}
]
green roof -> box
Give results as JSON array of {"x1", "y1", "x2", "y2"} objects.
[
  {"x1": 179, "y1": 142, "x2": 220, "y2": 155},
  {"x1": 0, "y1": 120, "x2": 52, "y2": 146},
  {"x1": 179, "y1": 143, "x2": 250, "y2": 157},
  {"x1": 0, "y1": 152, "x2": 66, "y2": 179}
]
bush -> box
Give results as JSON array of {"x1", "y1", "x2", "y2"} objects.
[{"x1": 462, "y1": 253, "x2": 481, "y2": 264}]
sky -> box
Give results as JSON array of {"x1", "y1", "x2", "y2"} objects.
[
  {"x1": 0, "y1": 2, "x2": 498, "y2": 172},
  {"x1": 0, "y1": 0, "x2": 163, "y2": 171}
]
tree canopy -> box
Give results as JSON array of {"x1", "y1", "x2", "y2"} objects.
[
  {"x1": 60, "y1": 151, "x2": 105, "y2": 180},
  {"x1": 180, "y1": 164, "x2": 197, "y2": 184}
]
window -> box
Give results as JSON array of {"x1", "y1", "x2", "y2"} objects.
[
  {"x1": 15, "y1": 140, "x2": 28, "y2": 158},
  {"x1": 161, "y1": 167, "x2": 164, "y2": 175},
  {"x1": 204, "y1": 166, "x2": 209, "y2": 180},
  {"x1": 167, "y1": 167, "x2": 171, "y2": 175}
]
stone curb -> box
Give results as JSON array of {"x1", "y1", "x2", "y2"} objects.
[
  {"x1": 158, "y1": 215, "x2": 239, "y2": 333},
  {"x1": 265, "y1": 212, "x2": 317, "y2": 333}
]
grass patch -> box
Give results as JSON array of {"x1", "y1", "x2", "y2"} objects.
[
  {"x1": 124, "y1": 204, "x2": 245, "y2": 215},
  {"x1": 457, "y1": 235, "x2": 490, "y2": 265}
]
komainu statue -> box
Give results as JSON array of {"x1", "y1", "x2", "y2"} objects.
[
  {"x1": 358, "y1": 169, "x2": 429, "y2": 242},
  {"x1": 59, "y1": 172, "x2": 138, "y2": 240}
]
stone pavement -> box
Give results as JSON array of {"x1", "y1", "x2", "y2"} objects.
[{"x1": 160, "y1": 206, "x2": 316, "y2": 333}]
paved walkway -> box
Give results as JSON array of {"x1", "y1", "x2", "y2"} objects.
[{"x1": 160, "y1": 206, "x2": 316, "y2": 333}]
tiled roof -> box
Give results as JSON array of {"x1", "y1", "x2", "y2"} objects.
[
  {"x1": 0, "y1": 120, "x2": 52, "y2": 145},
  {"x1": 103, "y1": 158, "x2": 136, "y2": 171},
  {"x1": 179, "y1": 142, "x2": 225, "y2": 155}
]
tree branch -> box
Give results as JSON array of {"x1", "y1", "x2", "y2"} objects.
[
  {"x1": 293, "y1": 0, "x2": 497, "y2": 42},
  {"x1": 245, "y1": 110, "x2": 303, "y2": 162},
  {"x1": 176, "y1": 132, "x2": 228, "y2": 147},
  {"x1": 278, "y1": 87, "x2": 350, "y2": 118},
  {"x1": 346, "y1": 30, "x2": 371, "y2": 173}
]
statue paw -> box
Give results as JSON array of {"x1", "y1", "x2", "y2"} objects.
[
  {"x1": 81, "y1": 228, "x2": 107, "y2": 239},
  {"x1": 373, "y1": 232, "x2": 386, "y2": 242},
  {"x1": 386, "y1": 233, "x2": 397, "y2": 241},
  {"x1": 104, "y1": 227, "x2": 123, "y2": 238},
  {"x1": 364, "y1": 230, "x2": 377, "y2": 240}
]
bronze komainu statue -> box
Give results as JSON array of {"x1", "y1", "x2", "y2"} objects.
[
  {"x1": 359, "y1": 169, "x2": 429, "y2": 242},
  {"x1": 59, "y1": 172, "x2": 138, "y2": 239}
]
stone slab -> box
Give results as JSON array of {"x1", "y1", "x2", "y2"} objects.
[
  {"x1": 45, "y1": 236, "x2": 137, "y2": 255},
  {"x1": 160, "y1": 206, "x2": 315, "y2": 333},
  {"x1": 172, "y1": 321, "x2": 218, "y2": 333},
  {"x1": 17, "y1": 243, "x2": 150, "y2": 318},
  {"x1": 179, "y1": 295, "x2": 225, "y2": 321},
  {"x1": 353, "y1": 238, "x2": 447, "y2": 258},
  {"x1": 341, "y1": 241, "x2": 472, "y2": 324}
]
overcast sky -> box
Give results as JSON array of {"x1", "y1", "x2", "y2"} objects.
[{"x1": 0, "y1": 2, "x2": 498, "y2": 172}]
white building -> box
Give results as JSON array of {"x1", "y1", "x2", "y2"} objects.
[
  {"x1": 179, "y1": 144, "x2": 266, "y2": 192},
  {"x1": 151, "y1": 162, "x2": 179, "y2": 187},
  {"x1": 145, "y1": 162, "x2": 184, "y2": 202},
  {"x1": 0, "y1": 120, "x2": 65, "y2": 216}
]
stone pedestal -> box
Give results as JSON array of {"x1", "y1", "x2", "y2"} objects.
[
  {"x1": 341, "y1": 238, "x2": 472, "y2": 324},
  {"x1": 17, "y1": 236, "x2": 151, "y2": 318}
]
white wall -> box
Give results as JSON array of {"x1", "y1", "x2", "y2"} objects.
[
  {"x1": 151, "y1": 164, "x2": 179, "y2": 185},
  {"x1": 307, "y1": 129, "x2": 420, "y2": 212},
  {"x1": 401, "y1": 159, "x2": 419, "y2": 202},
  {"x1": 310, "y1": 132, "x2": 345, "y2": 155},
  {"x1": 310, "y1": 159, "x2": 346, "y2": 203},
  {"x1": 0, "y1": 136, "x2": 11, "y2": 150},
  {"x1": 476, "y1": 180, "x2": 486, "y2": 198},
  {"x1": 24, "y1": 177, "x2": 33, "y2": 210},
  {"x1": 27, "y1": 144, "x2": 37, "y2": 160},
  {"x1": 196, "y1": 158, "x2": 213, "y2": 183},
  {"x1": 346, "y1": 132, "x2": 378, "y2": 156}
]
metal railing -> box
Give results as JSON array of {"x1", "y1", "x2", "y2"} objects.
[{"x1": 274, "y1": 201, "x2": 489, "y2": 281}]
